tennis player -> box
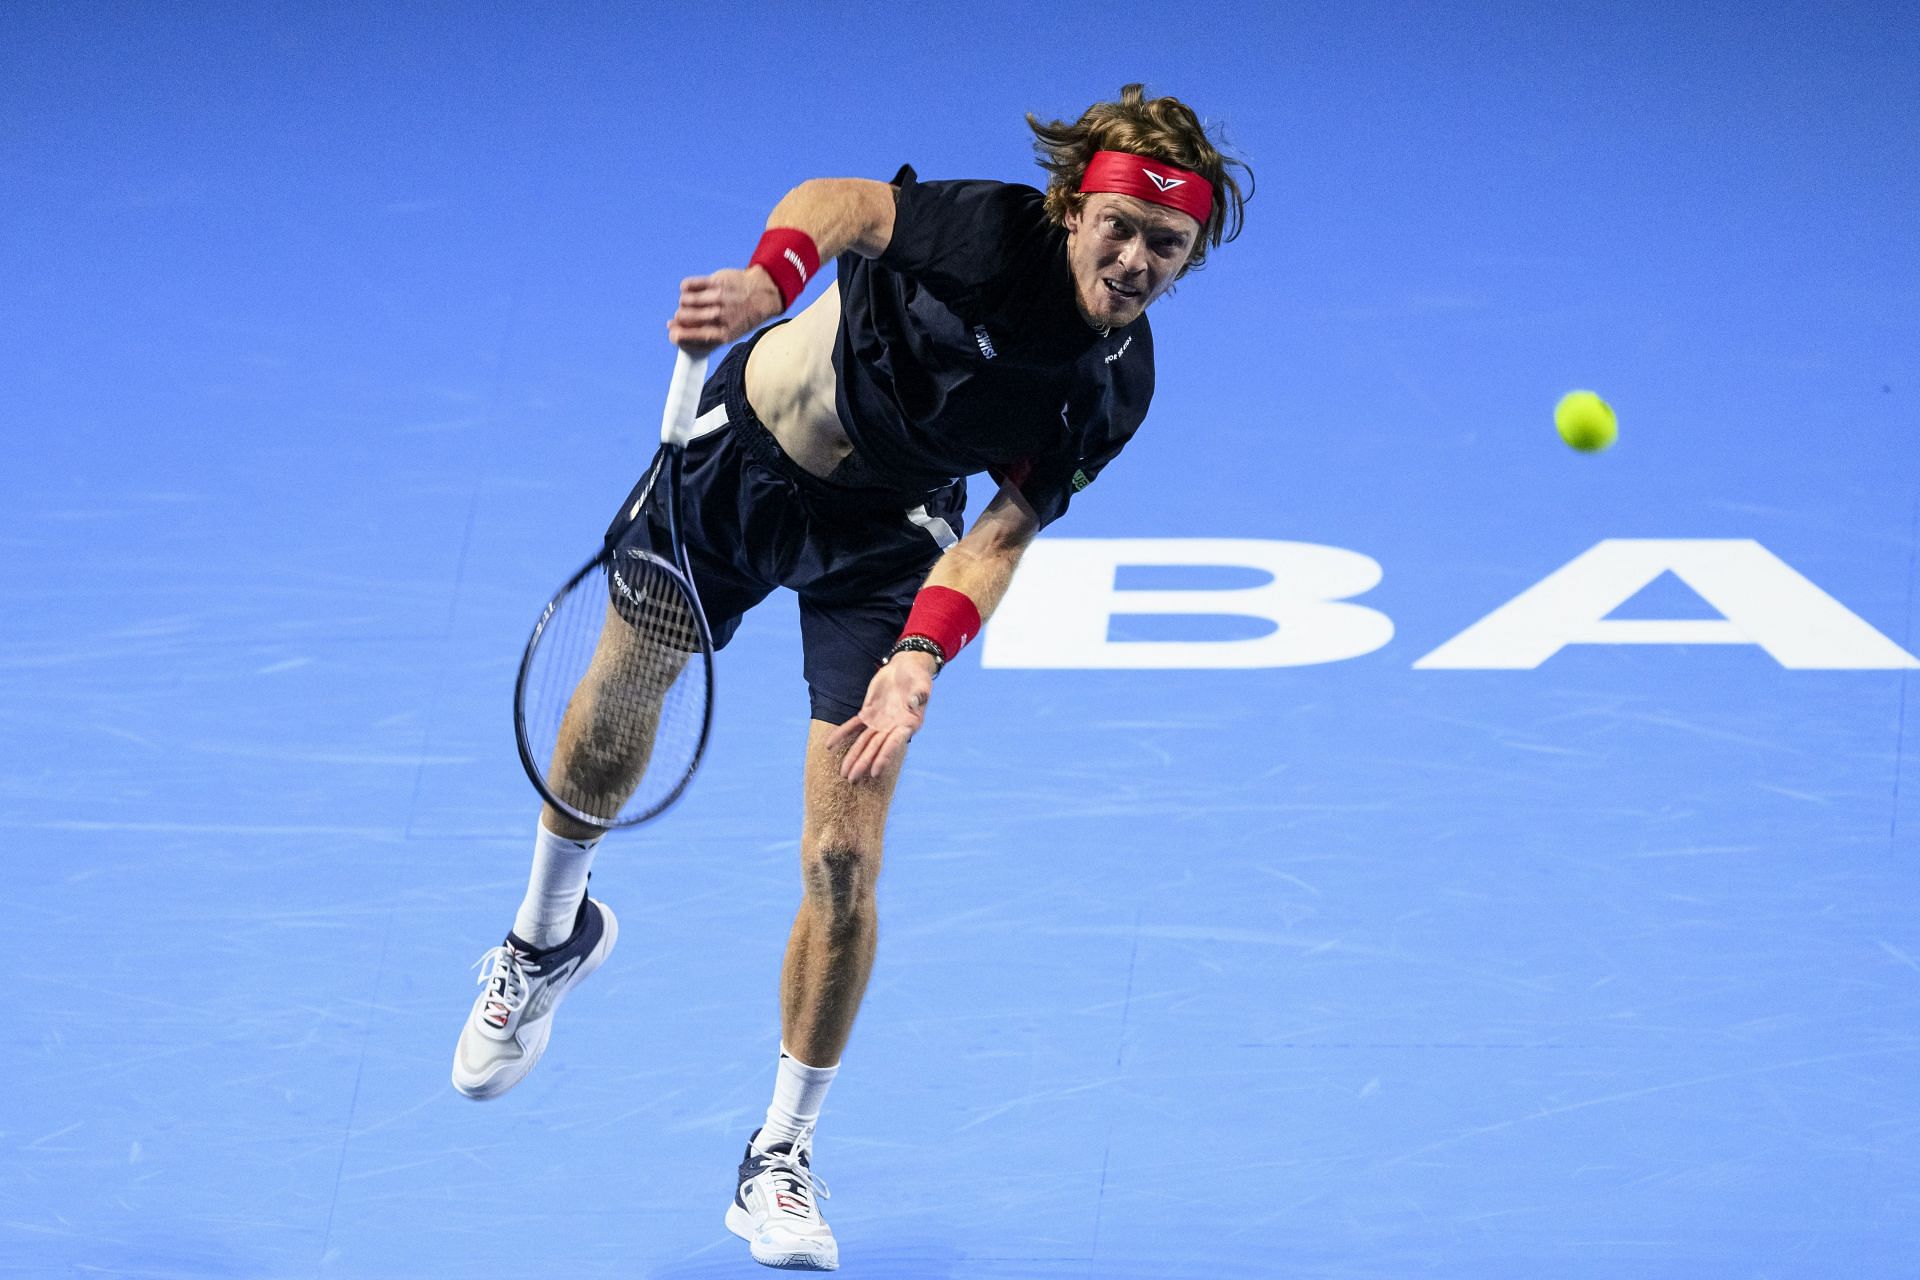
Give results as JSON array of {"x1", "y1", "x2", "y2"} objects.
[{"x1": 454, "y1": 84, "x2": 1248, "y2": 1270}]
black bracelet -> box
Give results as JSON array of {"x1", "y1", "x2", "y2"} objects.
[{"x1": 885, "y1": 635, "x2": 946, "y2": 676}]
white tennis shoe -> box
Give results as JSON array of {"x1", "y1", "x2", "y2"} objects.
[
  {"x1": 451, "y1": 898, "x2": 617, "y2": 1100},
  {"x1": 725, "y1": 1130, "x2": 838, "y2": 1270}
]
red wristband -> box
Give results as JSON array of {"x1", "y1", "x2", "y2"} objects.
[
  {"x1": 900, "y1": 585, "x2": 982, "y2": 662},
  {"x1": 748, "y1": 227, "x2": 821, "y2": 311}
]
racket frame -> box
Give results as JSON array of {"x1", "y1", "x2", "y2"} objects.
[{"x1": 511, "y1": 351, "x2": 717, "y2": 829}]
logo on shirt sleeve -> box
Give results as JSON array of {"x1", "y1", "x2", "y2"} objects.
[{"x1": 973, "y1": 325, "x2": 998, "y2": 360}]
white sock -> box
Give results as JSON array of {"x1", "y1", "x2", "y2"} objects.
[
  {"x1": 511, "y1": 822, "x2": 601, "y2": 950},
  {"x1": 753, "y1": 1045, "x2": 839, "y2": 1151}
]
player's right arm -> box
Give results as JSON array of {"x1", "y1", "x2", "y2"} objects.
[{"x1": 666, "y1": 179, "x2": 896, "y2": 352}]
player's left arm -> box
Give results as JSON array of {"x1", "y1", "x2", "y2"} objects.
[{"x1": 829, "y1": 482, "x2": 1040, "y2": 781}]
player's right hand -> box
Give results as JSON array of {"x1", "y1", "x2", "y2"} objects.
[{"x1": 666, "y1": 267, "x2": 784, "y2": 354}]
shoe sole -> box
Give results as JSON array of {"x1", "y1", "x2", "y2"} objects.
[
  {"x1": 450, "y1": 902, "x2": 619, "y2": 1101},
  {"x1": 725, "y1": 1203, "x2": 838, "y2": 1270}
]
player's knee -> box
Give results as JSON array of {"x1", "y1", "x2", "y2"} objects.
[{"x1": 802, "y1": 842, "x2": 876, "y2": 932}]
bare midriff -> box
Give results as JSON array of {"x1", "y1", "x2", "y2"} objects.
[{"x1": 742, "y1": 288, "x2": 854, "y2": 481}]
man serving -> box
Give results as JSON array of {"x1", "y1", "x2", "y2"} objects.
[{"x1": 453, "y1": 84, "x2": 1249, "y2": 1271}]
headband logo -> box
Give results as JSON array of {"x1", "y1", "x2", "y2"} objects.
[{"x1": 1143, "y1": 170, "x2": 1186, "y2": 193}]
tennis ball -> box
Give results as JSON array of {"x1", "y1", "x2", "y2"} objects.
[{"x1": 1555, "y1": 390, "x2": 1617, "y2": 452}]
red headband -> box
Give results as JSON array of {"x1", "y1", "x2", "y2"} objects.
[{"x1": 1079, "y1": 150, "x2": 1213, "y2": 224}]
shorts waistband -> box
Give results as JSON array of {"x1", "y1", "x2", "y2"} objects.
[{"x1": 711, "y1": 334, "x2": 939, "y2": 515}]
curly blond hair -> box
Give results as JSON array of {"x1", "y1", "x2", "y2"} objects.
[{"x1": 1027, "y1": 84, "x2": 1251, "y2": 276}]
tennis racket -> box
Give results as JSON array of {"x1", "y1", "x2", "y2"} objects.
[{"x1": 513, "y1": 349, "x2": 715, "y2": 829}]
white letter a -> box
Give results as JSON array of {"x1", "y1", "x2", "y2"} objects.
[{"x1": 1414, "y1": 538, "x2": 1918, "y2": 670}]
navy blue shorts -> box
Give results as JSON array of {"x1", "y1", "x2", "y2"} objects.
[{"x1": 607, "y1": 334, "x2": 967, "y2": 724}]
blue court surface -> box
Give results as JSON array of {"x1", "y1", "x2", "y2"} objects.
[{"x1": 6, "y1": 4, "x2": 1917, "y2": 1277}]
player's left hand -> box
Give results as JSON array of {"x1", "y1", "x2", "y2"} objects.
[{"x1": 828, "y1": 651, "x2": 937, "y2": 782}]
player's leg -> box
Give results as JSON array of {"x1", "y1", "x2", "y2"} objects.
[
  {"x1": 781, "y1": 720, "x2": 901, "y2": 1065},
  {"x1": 728, "y1": 487, "x2": 963, "y2": 1269},
  {"x1": 455, "y1": 344, "x2": 781, "y2": 1101},
  {"x1": 456, "y1": 584, "x2": 757, "y2": 1100},
  {"x1": 542, "y1": 595, "x2": 692, "y2": 842},
  {"x1": 727, "y1": 720, "x2": 900, "y2": 1270},
  {"x1": 761, "y1": 578, "x2": 943, "y2": 1134},
  {"x1": 454, "y1": 601, "x2": 681, "y2": 1099}
]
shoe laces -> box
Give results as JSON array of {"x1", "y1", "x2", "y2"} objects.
[
  {"x1": 472, "y1": 945, "x2": 532, "y2": 1028},
  {"x1": 757, "y1": 1133, "x2": 831, "y2": 1218}
]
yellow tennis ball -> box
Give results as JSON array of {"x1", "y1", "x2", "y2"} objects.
[{"x1": 1555, "y1": 390, "x2": 1617, "y2": 452}]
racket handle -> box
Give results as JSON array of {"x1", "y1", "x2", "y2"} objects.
[{"x1": 661, "y1": 348, "x2": 710, "y2": 446}]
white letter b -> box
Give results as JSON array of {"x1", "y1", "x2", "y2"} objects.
[{"x1": 981, "y1": 538, "x2": 1394, "y2": 669}]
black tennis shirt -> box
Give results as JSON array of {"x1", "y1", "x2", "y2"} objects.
[{"x1": 831, "y1": 165, "x2": 1154, "y2": 529}]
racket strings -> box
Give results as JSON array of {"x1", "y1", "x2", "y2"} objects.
[{"x1": 520, "y1": 551, "x2": 711, "y2": 825}]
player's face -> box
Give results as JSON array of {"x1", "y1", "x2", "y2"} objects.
[{"x1": 1064, "y1": 193, "x2": 1199, "y2": 330}]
